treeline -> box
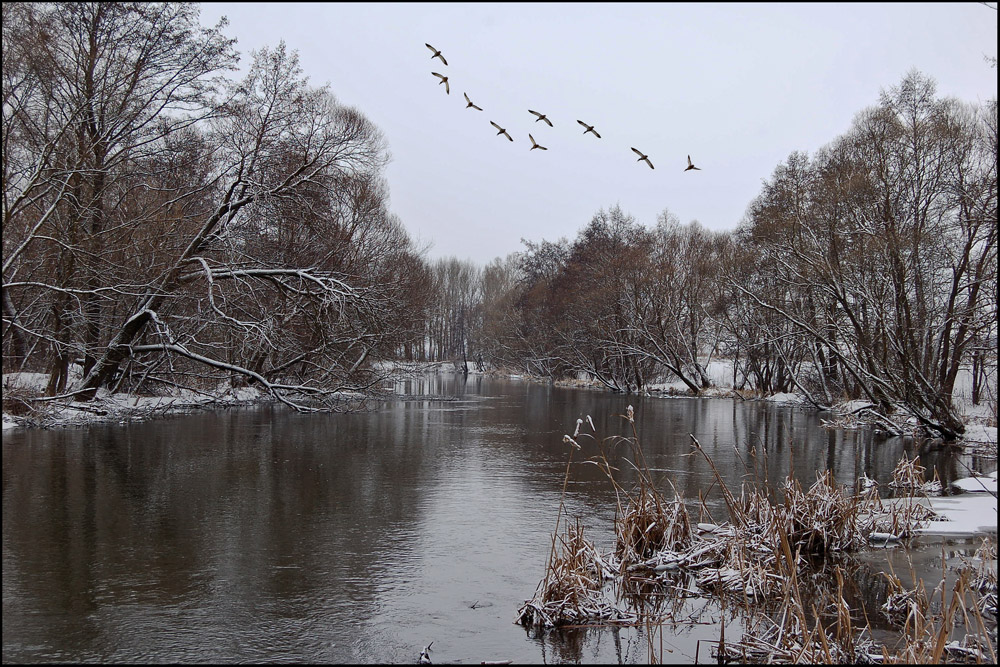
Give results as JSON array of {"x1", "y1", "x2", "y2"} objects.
[
  {"x1": 427, "y1": 72, "x2": 997, "y2": 440},
  {"x1": 3, "y1": 3, "x2": 432, "y2": 410},
  {"x1": 2, "y1": 4, "x2": 995, "y2": 439}
]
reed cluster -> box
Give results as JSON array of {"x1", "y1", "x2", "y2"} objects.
[
  {"x1": 515, "y1": 519, "x2": 631, "y2": 629},
  {"x1": 888, "y1": 454, "x2": 943, "y2": 495},
  {"x1": 714, "y1": 562, "x2": 883, "y2": 663},
  {"x1": 726, "y1": 556, "x2": 995, "y2": 664},
  {"x1": 517, "y1": 411, "x2": 997, "y2": 664},
  {"x1": 615, "y1": 485, "x2": 693, "y2": 565}
]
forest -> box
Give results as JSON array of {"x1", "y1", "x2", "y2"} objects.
[{"x1": 3, "y1": 3, "x2": 997, "y2": 441}]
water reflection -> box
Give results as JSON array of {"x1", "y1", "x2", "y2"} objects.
[{"x1": 2, "y1": 375, "x2": 994, "y2": 663}]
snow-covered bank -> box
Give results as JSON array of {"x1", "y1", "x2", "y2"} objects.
[
  {"x1": 3, "y1": 371, "x2": 266, "y2": 430},
  {"x1": 4, "y1": 358, "x2": 997, "y2": 449},
  {"x1": 875, "y1": 470, "x2": 998, "y2": 539},
  {"x1": 962, "y1": 423, "x2": 999, "y2": 446},
  {"x1": 642, "y1": 360, "x2": 997, "y2": 453},
  {"x1": 915, "y1": 470, "x2": 999, "y2": 537},
  {"x1": 2, "y1": 361, "x2": 481, "y2": 431}
]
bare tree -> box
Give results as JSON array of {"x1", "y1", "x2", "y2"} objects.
[
  {"x1": 474, "y1": 207, "x2": 728, "y2": 394},
  {"x1": 74, "y1": 42, "x2": 410, "y2": 408},
  {"x1": 3, "y1": 2, "x2": 237, "y2": 390},
  {"x1": 616, "y1": 213, "x2": 727, "y2": 394},
  {"x1": 471, "y1": 253, "x2": 522, "y2": 370},
  {"x1": 736, "y1": 72, "x2": 997, "y2": 438},
  {"x1": 420, "y1": 257, "x2": 481, "y2": 368},
  {"x1": 3, "y1": 6, "x2": 428, "y2": 412}
]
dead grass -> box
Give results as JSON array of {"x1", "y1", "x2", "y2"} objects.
[
  {"x1": 518, "y1": 412, "x2": 997, "y2": 664},
  {"x1": 888, "y1": 454, "x2": 943, "y2": 496},
  {"x1": 515, "y1": 518, "x2": 630, "y2": 628},
  {"x1": 874, "y1": 554, "x2": 997, "y2": 664},
  {"x1": 1, "y1": 385, "x2": 38, "y2": 417}
]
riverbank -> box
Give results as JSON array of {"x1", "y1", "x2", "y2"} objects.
[
  {"x1": 500, "y1": 359, "x2": 998, "y2": 454},
  {"x1": 2, "y1": 371, "x2": 267, "y2": 431},
  {"x1": 4, "y1": 360, "x2": 997, "y2": 458}
]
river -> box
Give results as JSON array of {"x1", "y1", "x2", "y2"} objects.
[{"x1": 1, "y1": 374, "x2": 987, "y2": 663}]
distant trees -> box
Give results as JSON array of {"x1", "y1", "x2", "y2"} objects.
[
  {"x1": 619, "y1": 212, "x2": 727, "y2": 393},
  {"x1": 416, "y1": 257, "x2": 480, "y2": 367},
  {"x1": 2, "y1": 3, "x2": 428, "y2": 410},
  {"x1": 486, "y1": 207, "x2": 653, "y2": 389},
  {"x1": 542, "y1": 206, "x2": 657, "y2": 392},
  {"x1": 471, "y1": 254, "x2": 521, "y2": 371},
  {"x1": 456, "y1": 206, "x2": 724, "y2": 393},
  {"x1": 450, "y1": 71, "x2": 995, "y2": 439}
]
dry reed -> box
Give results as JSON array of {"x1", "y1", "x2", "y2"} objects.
[
  {"x1": 515, "y1": 518, "x2": 632, "y2": 628},
  {"x1": 518, "y1": 412, "x2": 996, "y2": 664},
  {"x1": 888, "y1": 454, "x2": 943, "y2": 496}
]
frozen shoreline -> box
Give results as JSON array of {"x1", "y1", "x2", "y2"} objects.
[{"x1": 2, "y1": 374, "x2": 268, "y2": 432}]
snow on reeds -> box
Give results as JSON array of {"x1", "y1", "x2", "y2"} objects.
[
  {"x1": 517, "y1": 411, "x2": 997, "y2": 663},
  {"x1": 514, "y1": 518, "x2": 632, "y2": 629},
  {"x1": 888, "y1": 454, "x2": 943, "y2": 496},
  {"x1": 870, "y1": 539, "x2": 998, "y2": 664},
  {"x1": 516, "y1": 417, "x2": 634, "y2": 629},
  {"x1": 714, "y1": 562, "x2": 885, "y2": 664},
  {"x1": 613, "y1": 475, "x2": 694, "y2": 578},
  {"x1": 711, "y1": 522, "x2": 997, "y2": 664},
  {"x1": 517, "y1": 412, "x2": 948, "y2": 630}
]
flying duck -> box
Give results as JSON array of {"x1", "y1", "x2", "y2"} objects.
[
  {"x1": 529, "y1": 134, "x2": 547, "y2": 150},
  {"x1": 528, "y1": 110, "x2": 553, "y2": 127},
  {"x1": 463, "y1": 92, "x2": 483, "y2": 110},
  {"x1": 577, "y1": 120, "x2": 601, "y2": 138},
  {"x1": 684, "y1": 155, "x2": 701, "y2": 171},
  {"x1": 431, "y1": 72, "x2": 449, "y2": 94},
  {"x1": 631, "y1": 147, "x2": 654, "y2": 169},
  {"x1": 425, "y1": 43, "x2": 447, "y2": 66},
  {"x1": 490, "y1": 121, "x2": 513, "y2": 142}
]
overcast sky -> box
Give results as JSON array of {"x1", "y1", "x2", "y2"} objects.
[{"x1": 197, "y1": 2, "x2": 997, "y2": 266}]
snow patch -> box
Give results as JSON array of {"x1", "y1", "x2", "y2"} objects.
[
  {"x1": 765, "y1": 392, "x2": 803, "y2": 405},
  {"x1": 838, "y1": 400, "x2": 875, "y2": 413},
  {"x1": 2, "y1": 371, "x2": 268, "y2": 430},
  {"x1": 950, "y1": 475, "x2": 998, "y2": 495},
  {"x1": 3, "y1": 372, "x2": 52, "y2": 392},
  {"x1": 962, "y1": 424, "x2": 997, "y2": 445},
  {"x1": 918, "y1": 493, "x2": 998, "y2": 537}
]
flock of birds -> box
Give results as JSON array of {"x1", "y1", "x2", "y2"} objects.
[{"x1": 425, "y1": 42, "x2": 702, "y2": 172}]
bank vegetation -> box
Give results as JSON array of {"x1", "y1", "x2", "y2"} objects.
[{"x1": 516, "y1": 413, "x2": 998, "y2": 664}]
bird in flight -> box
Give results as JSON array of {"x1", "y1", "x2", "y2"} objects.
[
  {"x1": 577, "y1": 120, "x2": 601, "y2": 138},
  {"x1": 463, "y1": 93, "x2": 483, "y2": 110},
  {"x1": 684, "y1": 155, "x2": 701, "y2": 171},
  {"x1": 528, "y1": 110, "x2": 553, "y2": 127},
  {"x1": 490, "y1": 121, "x2": 513, "y2": 142},
  {"x1": 425, "y1": 43, "x2": 447, "y2": 66},
  {"x1": 528, "y1": 134, "x2": 547, "y2": 151},
  {"x1": 431, "y1": 72, "x2": 449, "y2": 94},
  {"x1": 631, "y1": 147, "x2": 654, "y2": 169}
]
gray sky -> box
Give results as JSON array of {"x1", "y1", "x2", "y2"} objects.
[{"x1": 198, "y1": 2, "x2": 997, "y2": 265}]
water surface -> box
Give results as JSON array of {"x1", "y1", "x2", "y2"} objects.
[{"x1": 2, "y1": 375, "x2": 987, "y2": 663}]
